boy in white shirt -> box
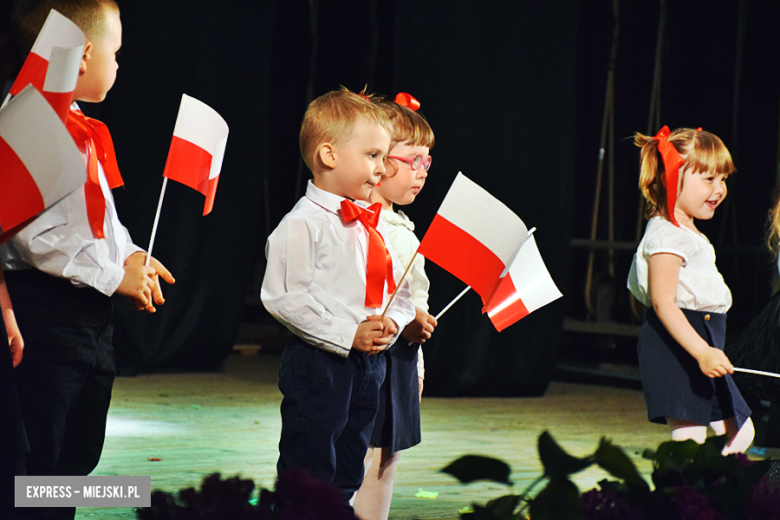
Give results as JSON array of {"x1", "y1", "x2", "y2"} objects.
[
  {"x1": 261, "y1": 88, "x2": 415, "y2": 505},
  {"x1": 2, "y1": 2, "x2": 174, "y2": 518}
]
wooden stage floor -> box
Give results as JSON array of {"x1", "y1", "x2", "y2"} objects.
[{"x1": 75, "y1": 352, "x2": 675, "y2": 519}]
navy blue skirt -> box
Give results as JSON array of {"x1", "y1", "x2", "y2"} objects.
[
  {"x1": 370, "y1": 342, "x2": 421, "y2": 453},
  {"x1": 638, "y1": 308, "x2": 751, "y2": 429}
]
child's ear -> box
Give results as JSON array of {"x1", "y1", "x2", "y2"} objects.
[
  {"x1": 318, "y1": 143, "x2": 337, "y2": 169},
  {"x1": 79, "y1": 41, "x2": 93, "y2": 73}
]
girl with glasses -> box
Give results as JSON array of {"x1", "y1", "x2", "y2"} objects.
[{"x1": 352, "y1": 93, "x2": 437, "y2": 520}]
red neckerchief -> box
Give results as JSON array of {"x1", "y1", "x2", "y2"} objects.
[
  {"x1": 339, "y1": 200, "x2": 396, "y2": 308},
  {"x1": 66, "y1": 109, "x2": 123, "y2": 239}
]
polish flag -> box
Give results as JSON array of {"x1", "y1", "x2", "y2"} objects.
[
  {"x1": 0, "y1": 87, "x2": 86, "y2": 244},
  {"x1": 417, "y1": 172, "x2": 528, "y2": 303},
  {"x1": 162, "y1": 94, "x2": 229, "y2": 215},
  {"x1": 5, "y1": 9, "x2": 85, "y2": 122},
  {"x1": 483, "y1": 235, "x2": 562, "y2": 332}
]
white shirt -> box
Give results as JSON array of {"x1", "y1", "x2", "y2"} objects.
[
  {"x1": 261, "y1": 181, "x2": 416, "y2": 358},
  {"x1": 381, "y1": 209, "x2": 428, "y2": 378},
  {"x1": 0, "y1": 138, "x2": 141, "y2": 296},
  {"x1": 627, "y1": 216, "x2": 732, "y2": 313}
]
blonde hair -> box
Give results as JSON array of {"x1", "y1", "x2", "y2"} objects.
[
  {"x1": 372, "y1": 96, "x2": 435, "y2": 150},
  {"x1": 634, "y1": 128, "x2": 735, "y2": 220},
  {"x1": 299, "y1": 87, "x2": 392, "y2": 172},
  {"x1": 12, "y1": 0, "x2": 119, "y2": 56}
]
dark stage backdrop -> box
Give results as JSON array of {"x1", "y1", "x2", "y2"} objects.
[{"x1": 387, "y1": 0, "x2": 577, "y2": 396}]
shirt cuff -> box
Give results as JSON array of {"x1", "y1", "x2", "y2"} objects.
[{"x1": 93, "y1": 262, "x2": 126, "y2": 296}]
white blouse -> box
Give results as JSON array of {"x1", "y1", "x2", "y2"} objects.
[
  {"x1": 381, "y1": 209, "x2": 428, "y2": 379},
  {"x1": 627, "y1": 216, "x2": 732, "y2": 313}
]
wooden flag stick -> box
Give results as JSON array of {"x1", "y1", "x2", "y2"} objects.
[
  {"x1": 733, "y1": 367, "x2": 780, "y2": 379},
  {"x1": 407, "y1": 285, "x2": 472, "y2": 346},
  {"x1": 145, "y1": 177, "x2": 168, "y2": 267},
  {"x1": 379, "y1": 250, "x2": 419, "y2": 321}
]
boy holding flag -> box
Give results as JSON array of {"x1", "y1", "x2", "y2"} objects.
[
  {"x1": 261, "y1": 88, "x2": 415, "y2": 507},
  {"x1": 2, "y1": 2, "x2": 173, "y2": 517}
]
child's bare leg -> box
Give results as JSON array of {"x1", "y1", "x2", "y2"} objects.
[
  {"x1": 353, "y1": 446, "x2": 400, "y2": 520},
  {"x1": 668, "y1": 418, "x2": 707, "y2": 443},
  {"x1": 714, "y1": 417, "x2": 755, "y2": 455},
  {"x1": 350, "y1": 446, "x2": 376, "y2": 507}
]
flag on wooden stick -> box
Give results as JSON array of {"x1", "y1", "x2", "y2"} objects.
[
  {"x1": 417, "y1": 172, "x2": 561, "y2": 331},
  {"x1": 5, "y1": 10, "x2": 85, "y2": 122},
  {"x1": 0, "y1": 87, "x2": 86, "y2": 244},
  {"x1": 162, "y1": 94, "x2": 229, "y2": 215}
]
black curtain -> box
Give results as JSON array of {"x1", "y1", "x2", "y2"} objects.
[{"x1": 388, "y1": 0, "x2": 578, "y2": 396}]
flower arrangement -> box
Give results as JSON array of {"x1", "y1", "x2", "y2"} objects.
[
  {"x1": 441, "y1": 431, "x2": 780, "y2": 520},
  {"x1": 135, "y1": 470, "x2": 358, "y2": 520}
]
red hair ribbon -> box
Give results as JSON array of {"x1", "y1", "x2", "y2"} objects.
[
  {"x1": 654, "y1": 125, "x2": 685, "y2": 227},
  {"x1": 394, "y1": 92, "x2": 420, "y2": 112},
  {"x1": 66, "y1": 109, "x2": 124, "y2": 239},
  {"x1": 340, "y1": 200, "x2": 396, "y2": 308}
]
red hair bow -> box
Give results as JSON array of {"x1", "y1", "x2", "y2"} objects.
[
  {"x1": 394, "y1": 92, "x2": 420, "y2": 111},
  {"x1": 654, "y1": 126, "x2": 685, "y2": 227}
]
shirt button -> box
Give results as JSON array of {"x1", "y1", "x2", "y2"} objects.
[{"x1": 704, "y1": 314, "x2": 710, "y2": 321}]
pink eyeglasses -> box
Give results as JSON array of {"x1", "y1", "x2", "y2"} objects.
[{"x1": 386, "y1": 154, "x2": 432, "y2": 171}]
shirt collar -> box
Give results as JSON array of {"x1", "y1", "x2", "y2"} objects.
[{"x1": 305, "y1": 180, "x2": 370, "y2": 214}]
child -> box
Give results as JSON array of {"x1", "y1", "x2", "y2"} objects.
[
  {"x1": 726, "y1": 196, "x2": 780, "y2": 439},
  {"x1": 261, "y1": 88, "x2": 416, "y2": 505},
  {"x1": 352, "y1": 94, "x2": 437, "y2": 520},
  {"x1": 2, "y1": 1, "x2": 174, "y2": 518},
  {"x1": 627, "y1": 126, "x2": 754, "y2": 453}
]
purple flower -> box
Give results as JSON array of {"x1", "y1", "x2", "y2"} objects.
[
  {"x1": 670, "y1": 485, "x2": 724, "y2": 520},
  {"x1": 580, "y1": 489, "x2": 641, "y2": 520}
]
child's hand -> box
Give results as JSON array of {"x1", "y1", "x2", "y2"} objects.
[
  {"x1": 7, "y1": 322, "x2": 24, "y2": 368},
  {"x1": 123, "y1": 252, "x2": 176, "y2": 312},
  {"x1": 353, "y1": 315, "x2": 389, "y2": 353},
  {"x1": 401, "y1": 308, "x2": 437, "y2": 344},
  {"x1": 379, "y1": 316, "x2": 398, "y2": 341},
  {"x1": 696, "y1": 346, "x2": 734, "y2": 378},
  {"x1": 117, "y1": 264, "x2": 157, "y2": 312}
]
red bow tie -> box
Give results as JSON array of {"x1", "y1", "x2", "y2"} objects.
[
  {"x1": 340, "y1": 200, "x2": 396, "y2": 308},
  {"x1": 66, "y1": 109, "x2": 124, "y2": 239}
]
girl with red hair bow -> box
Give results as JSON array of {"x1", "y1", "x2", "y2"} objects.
[{"x1": 627, "y1": 126, "x2": 754, "y2": 454}]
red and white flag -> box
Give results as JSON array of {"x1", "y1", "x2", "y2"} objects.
[
  {"x1": 417, "y1": 172, "x2": 528, "y2": 303},
  {"x1": 0, "y1": 87, "x2": 86, "y2": 244},
  {"x1": 162, "y1": 94, "x2": 229, "y2": 215},
  {"x1": 5, "y1": 10, "x2": 85, "y2": 122},
  {"x1": 483, "y1": 235, "x2": 562, "y2": 332}
]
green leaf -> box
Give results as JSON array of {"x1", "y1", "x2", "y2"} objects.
[
  {"x1": 537, "y1": 431, "x2": 593, "y2": 479},
  {"x1": 652, "y1": 439, "x2": 698, "y2": 473},
  {"x1": 485, "y1": 494, "x2": 522, "y2": 519},
  {"x1": 441, "y1": 455, "x2": 513, "y2": 485},
  {"x1": 594, "y1": 438, "x2": 649, "y2": 492},
  {"x1": 528, "y1": 478, "x2": 584, "y2": 520}
]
